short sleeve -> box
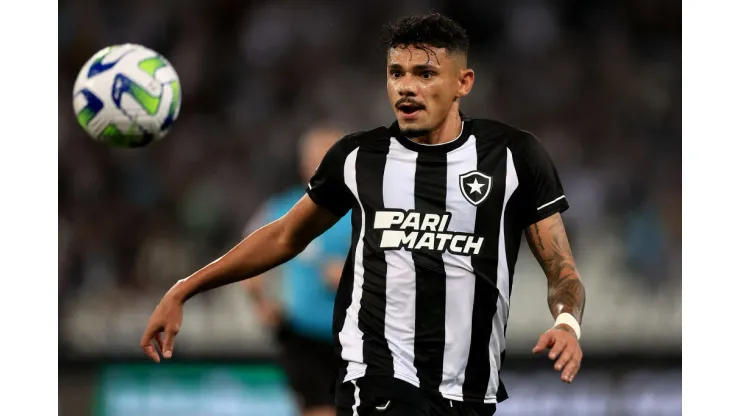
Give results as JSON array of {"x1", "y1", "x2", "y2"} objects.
[
  {"x1": 512, "y1": 133, "x2": 569, "y2": 227},
  {"x1": 306, "y1": 138, "x2": 355, "y2": 218}
]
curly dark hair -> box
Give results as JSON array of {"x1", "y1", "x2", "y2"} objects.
[{"x1": 380, "y1": 13, "x2": 469, "y2": 56}]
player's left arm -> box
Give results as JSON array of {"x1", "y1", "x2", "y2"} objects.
[
  {"x1": 511, "y1": 131, "x2": 586, "y2": 384},
  {"x1": 526, "y1": 213, "x2": 586, "y2": 323},
  {"x1": 525, "y1": 213, "x2": 586, "y2": 383}
]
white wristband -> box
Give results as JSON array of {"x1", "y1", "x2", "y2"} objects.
[{"x1": 554, "y1": 313, "x2": 581, "y2": 340}]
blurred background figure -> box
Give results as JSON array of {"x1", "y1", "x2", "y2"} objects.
[
  {"x1": 58, "y1": 0, "x2": 680, "y2": 415},
  {"x1": 241, "y1": 124, "x2": 350, "y2": 416}
]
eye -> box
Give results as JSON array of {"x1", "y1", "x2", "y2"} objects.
[
  {"x1": 390, "y1": 70, "x2": 402, "y2": 78},
  {"x1": 422, "y1": 71, "x2": 434, "y2": 79}
]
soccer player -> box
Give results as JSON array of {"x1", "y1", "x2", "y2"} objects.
[
  {"x1": 141, "y1": 13, "x2": 586, "y2": 416},
  {"x1": 242, "y1": 125, "x2": 350, "y2": 416}
]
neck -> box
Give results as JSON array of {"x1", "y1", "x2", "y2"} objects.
[{"x1": 411, "y1": 106, "x2": 463, "y2": 145}]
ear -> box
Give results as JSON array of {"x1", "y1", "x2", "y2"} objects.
[{"x1": 457, "y1": 68, "x2": 475, "y2": 98}]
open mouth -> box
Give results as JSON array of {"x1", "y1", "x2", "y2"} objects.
[{"x1": 398, "y1": 103, "x2": 424, "y2": 117}]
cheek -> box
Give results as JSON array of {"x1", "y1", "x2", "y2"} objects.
[
  {"x1": 438, "y1": 82, "x2": 458, "y2": 102},
  {"x1": 427, "y1": 85, "x2": 450, "y2": 110},
  {"x1": 387, "y1": 79, "x2": 398, "y2": 98}
]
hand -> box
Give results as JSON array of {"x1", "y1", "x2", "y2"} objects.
[
  {"x1": 532, "y1": 324, "x2": 583, "y2": 383},
  {"x1": 140, "y1": 287, "x2": 184, "y2": 363}
]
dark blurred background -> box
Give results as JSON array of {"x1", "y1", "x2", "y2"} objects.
[{"x1": 58, "y1": 0, "x2": 681, "y2": 415}]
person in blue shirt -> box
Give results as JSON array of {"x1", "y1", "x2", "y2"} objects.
[{"x1": 242, "y1": 124, "x2": 350, "y2": 416}]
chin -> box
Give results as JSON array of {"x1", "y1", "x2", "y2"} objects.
[
  {"x1": 399, "y1": 127, "x2": 431, "y2": 138},
  {"x1": 398, "y1": 120, "x2": 431, "y2": 138}
]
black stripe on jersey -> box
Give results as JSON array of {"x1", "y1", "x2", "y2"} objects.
[
  {"x1": 496, "y1": 346, "x2": 509, "y2": 402},
  {"x1": 503, "y1": 190, "x2": 523, "y2": 298},
  {"x1": 357, "y1": 139, "x2": 394, "y2": 377},
  {"x1": 463, "y1": 141, "x2": 508, "y2": 401},
  {"x1": 412, "y1": 152, "x2": 448, "y2": 391},
  {"x1": 494, "y1": 191, "x2": 524, "y2": 402},
  {"x1": 496, "y1": 348, "x2": 509, "y2": 403},
  {"x1": 333, "y1": 195, "x2": 363, "y2": 384}
]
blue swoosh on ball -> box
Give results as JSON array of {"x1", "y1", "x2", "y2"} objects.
[{"x1": 87, "y1": 48, "x2": 133, "y2": 78}]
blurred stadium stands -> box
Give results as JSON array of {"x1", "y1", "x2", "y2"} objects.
[{"x1": 58, "y1": 0, "x2": 680, "y2": 415}]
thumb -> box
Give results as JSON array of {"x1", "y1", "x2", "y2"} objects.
[
  {"x1": 532, "y1": 332, "x2": 552, "y2": 354},
  {"x1": 162, "y1": 324, "x2": 180, "y2": 359}
]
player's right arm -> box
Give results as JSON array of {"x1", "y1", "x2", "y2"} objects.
[
  {"x1": 180, "y1": 195, "x2": 339, "y2": 300},
  {"x1": 140, "y1": 135, "x2": 355, "y2": 363},
  {"x1": 140, "y1": 197, "x2": 340, "y2": 362}
]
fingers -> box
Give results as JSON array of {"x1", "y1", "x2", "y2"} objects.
[
  {"x1": 553, "y1": 338, "x2": 582, "y2": 383},
  {"x1": 140, "y1": 326, "x2": 162, "y2": 363},
  {"x1": 162, "y1": 324, "x2": 180, "y2": 359},
  {"x1": 155, "y1": 332, "x2": 164, "y2": 353},
  {"x1": 561, "y1": 353, "x2": 582, "y2": 383},
  {"x1": 534, "y1": 330, "x2": 583, "y2": 383},
  {"x1": 548, "y1": 338, "x2": 567, "y2": 360},
  {"x1": 554, "y1": 348, "x2": 572, "y2": 371},
  {"x1": 142, "y1": 340, "x2": 160, "y2": 363},
  {"x1": 532, "y1": 333, "x2": 553, "y2": 354}
]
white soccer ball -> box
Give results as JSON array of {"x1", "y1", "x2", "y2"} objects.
[{"x1": 72, "y1": 44, "x2": 181, "y2": 147}]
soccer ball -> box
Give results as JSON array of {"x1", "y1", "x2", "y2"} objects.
[{"x1": 72, "y1": 44, "x2": 181, "y2": 147}]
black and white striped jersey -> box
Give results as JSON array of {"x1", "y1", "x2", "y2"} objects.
[{"x1": 305, "y1": 113, "x2": 569, "y2": 404}]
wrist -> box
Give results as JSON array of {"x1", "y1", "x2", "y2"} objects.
[
  {"x1": 553, "y1": 313, "x2": 581, "y2": 340},
  {"x1": 168, "y1": 278, "x2": 192, "y2": 304}
]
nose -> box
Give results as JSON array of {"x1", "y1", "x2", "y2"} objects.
[{"x1": 396, "y1": 74, "x2": 418, "y2": 97}]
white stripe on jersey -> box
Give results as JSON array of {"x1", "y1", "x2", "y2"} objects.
[
  {"x1": 382, "y1": 138, "x2": 420, "y2": 385},
  {"x1": 339, "y1": 148, "x2": 367, "y2": 381},
  {"x1": 485, "y1": 148, "x2": 519, "y2": 401},
  {"x1": 351, "y1": 380, "x2": 361, "y2": 416},
  {"x1": 537, "y1": 195, "x2": 566, "y2": 211},
  {"x1": 439, "y1": 136, "x2": 479, "y2": 400}
]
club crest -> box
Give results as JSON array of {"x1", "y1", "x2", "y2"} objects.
[{"x1": 459, "y1": 171, "x2": 492, "y2": 206}]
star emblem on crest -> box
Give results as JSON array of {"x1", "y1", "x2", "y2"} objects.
[{"x1": 459, "y1": 171, "x2": 492, "y2": 206}]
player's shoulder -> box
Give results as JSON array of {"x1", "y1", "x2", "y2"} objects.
[{"x1": 469, "y1": 117, "x2": 541, "y2": 153}]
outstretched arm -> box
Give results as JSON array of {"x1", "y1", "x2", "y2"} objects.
[
  {"x1": 174, "y1": 195, "x2": 339, "y2": 301},
  {"x1": 525, "y1": 212, "x2": 586, "y2": 383},
  {"x1": 140, "y1": 195, "x2": 340, "y2": 362}
]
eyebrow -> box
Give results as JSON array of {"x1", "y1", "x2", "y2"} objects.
[{"x1": 387, "y1": 63, "x2": 440, "y2": 71}]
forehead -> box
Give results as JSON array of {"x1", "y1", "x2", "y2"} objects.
[{"x1": 387, "y1": 45, "x2": 453, "y2": 68}]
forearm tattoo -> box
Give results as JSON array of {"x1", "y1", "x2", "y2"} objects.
[{"x1": 525, "y1": 214, "x2": 586, "y2": 323}]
